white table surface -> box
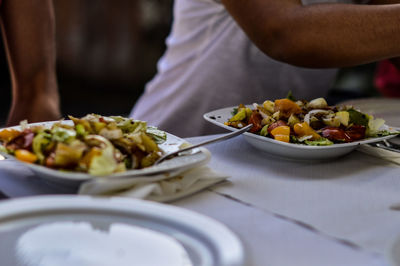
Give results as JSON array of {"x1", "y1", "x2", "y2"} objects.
[{"x1": 0, "y1": 134, "x2": 398, "y2": 266}]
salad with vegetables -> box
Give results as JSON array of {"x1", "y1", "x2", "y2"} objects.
[
  {"x1": 0, "y1": 114, "x2": 167, "y2": 175},
  {"x1": 225, "y1": 94, "x2": 396, "y2": 146}
]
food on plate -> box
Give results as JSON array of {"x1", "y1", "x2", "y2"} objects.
[
  {"x1": 0, "y1": 114, "x2": 167, "y2": 175},
  {"x1": 225, "y1": 94, "x2": 397, "y2": 145}
]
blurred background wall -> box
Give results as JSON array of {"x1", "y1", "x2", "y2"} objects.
[
  {"x1": 0, "y1": 0, "x2": 173, "y2": 125},
  {"x1": 0, "y1": 0, "x2": 380, "y2": 126},
  {"x1": 54, "y1": 0, "x2": 173, "y2": 117}
]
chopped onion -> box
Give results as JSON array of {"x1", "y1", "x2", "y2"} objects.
[
  {"x1": 298, "y1": 135, "x2": 313, "y2": 142},
  {"x1": 304, "y1": 110, "x2": 332, "y2": 125}
]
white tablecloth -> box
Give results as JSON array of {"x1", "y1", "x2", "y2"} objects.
[{"x1": 0, "y1": 134, "x2": 399, "y2": 266}]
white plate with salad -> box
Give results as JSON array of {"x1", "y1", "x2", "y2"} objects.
[
  {"x1": 204, "y1": 96, "x2": 399, "y2": 161},
  {"x1": 0, "y1": 115, "x2": 210, "y2": 187}
]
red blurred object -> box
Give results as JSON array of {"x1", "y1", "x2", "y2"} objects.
[{"x1": 374, "y1": 60, "x2": 400, "y2": 98}]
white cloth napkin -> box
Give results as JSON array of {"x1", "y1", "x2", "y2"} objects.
[
  {"x1": 357, "y1": 143, "x2": 400, "y2": 165},
  {"x1": 78, "y1": 166, "x2": 229, "y2": 202}
]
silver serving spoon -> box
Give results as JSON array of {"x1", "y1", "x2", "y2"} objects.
[{"x1": 154, "y1": 124, "x2": 253, "y2": 165}]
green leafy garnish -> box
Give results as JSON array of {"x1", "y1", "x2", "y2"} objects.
[
  {"x1": 51, "y1": 126, "x2": 77, "y2": 143},
  {"x1": 372, "y1": 130, "x2": 400, "y2": 137},
  {"x1": 286, "y1": 90, "x2": 296, "y2": 102},
  {"x1": 304, "y1": 138, "x2": 334, "y2": 146},
  {"x1": 231, "y1": 108, "x2": 238, "y2": 116},
  {"x1": 111, "y1": 116, "x2": 147, "y2": 133},
  {"x1": 146, "y1": 126, "x2": 167, "y2": 144},
  {"x1": 348, "y1": 109, "x2": 369, "y2": 126},
  {"x1": 290, "y1": 135, "x2": 301, "y2": 143}
]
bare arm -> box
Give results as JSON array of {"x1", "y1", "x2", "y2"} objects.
[
  {"x1": 221, "y1": 0, "x2": 400, "y2": 68},
  {"x1": 369, "y1": 0, "x2": 400, "y2": 4},
  {"x1": 368, "y1": 0, "x2": 400, "y2": 68},
  {"x1": 0, "y1": 0, "x2": 61, "y2": 126}
]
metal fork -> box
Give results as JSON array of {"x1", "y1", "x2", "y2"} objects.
[
  {"x1": 383, "y1": 138, "x2": 400, "y2": 148},
  {"x1": 369, "y1": 141, "x2": 400, "y2": 153},
  {"x1": 154, "y1": 124, "x2": 253, "y2": 165}
]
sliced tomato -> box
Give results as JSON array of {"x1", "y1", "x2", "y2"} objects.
[
  {"x1": 321, "y1": 127, "x2": 351, "y2": 142},
  {"x1": 248, "y1": 112, "x2": 263, "y2": 133},
  {"x1": 345, "y1": 125, "x2": 366, "y2": 141}
]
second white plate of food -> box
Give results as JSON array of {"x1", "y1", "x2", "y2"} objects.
[{"x1": 204, "y1": 106, "x2": 398, "y2": 161}]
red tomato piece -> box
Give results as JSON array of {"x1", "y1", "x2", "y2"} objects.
[
  {"x1": 345, "y1": 125, "x2": 366, "y2": 141},
  {"x1": 248, "y1": 112, "x2": 263, "y2": 133},
  {"x1": 321, "y1": 127, "x2": 351, "y2": 142}
]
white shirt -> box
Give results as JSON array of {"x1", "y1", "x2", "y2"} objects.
[{"x1": 131, "y1": 0, "x2": 367, "y2": 137}]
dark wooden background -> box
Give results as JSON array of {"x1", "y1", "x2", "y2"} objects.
[
  {"x1": 0, "y1": 0, "x2": 378, "y2": 125},
  {"x1": 0, "y1": 0, "x2": 173, "y2": 124}
]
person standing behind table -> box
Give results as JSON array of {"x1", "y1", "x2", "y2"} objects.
[
  {"x1": 131, "y1": 0, "x2": 400, "y2": 138},
  {"x1": 0, "y1": 0, "x2": 61, "y2": 126}
]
